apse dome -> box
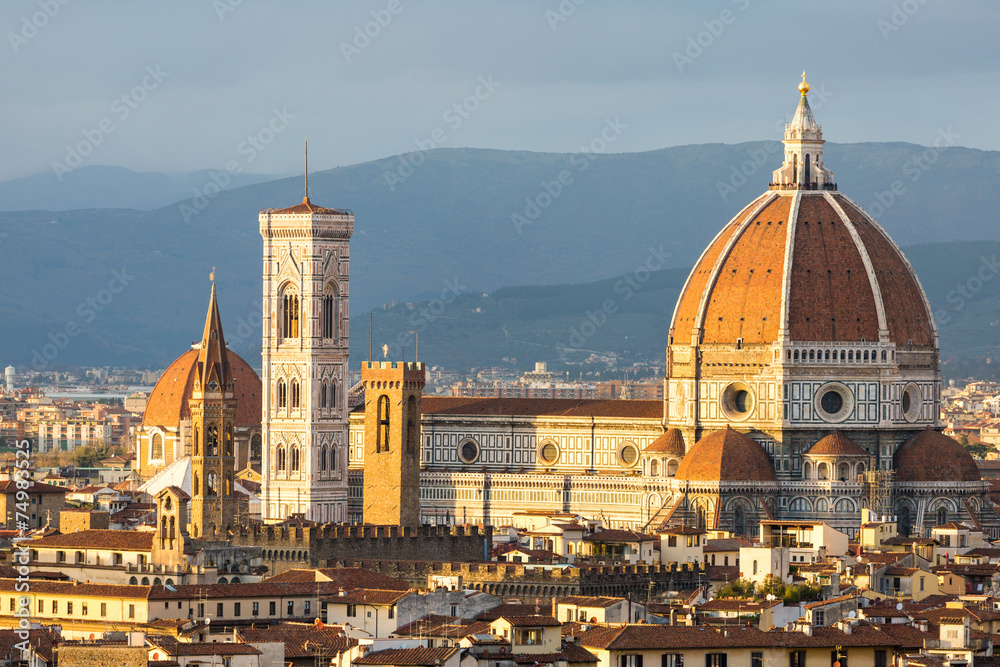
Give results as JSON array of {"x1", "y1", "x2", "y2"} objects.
[{"x1": 674, "y1": 427, "x2": 776, "y2": 482}]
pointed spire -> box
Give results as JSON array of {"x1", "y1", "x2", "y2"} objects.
[
  {"x1": 303, "y1": 138, "x2": 310, "y2": 204},
  {"x1": 197, "y1": 273, "x2": 230, "y2": 393}
]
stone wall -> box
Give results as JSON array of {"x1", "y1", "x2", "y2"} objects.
[{"x1": 56, "y1": 645, "x2": 147, "y2": 666}]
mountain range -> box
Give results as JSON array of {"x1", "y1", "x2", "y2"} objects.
[{"x1": 2, "y1": 142, "x2": 1000, "y2": 374}]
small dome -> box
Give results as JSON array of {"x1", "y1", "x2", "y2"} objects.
[
  {"x1": 645, "y1": 429, "x2": 685, "y2": 456},
  {"x1": 142, "y1": 348, "x2": 261, "y2": 430},
  {"x1": 675, "y1": 427, "x2": 776, "y2": 482},
  {"x1": 807, "y1": 432, "x2": 868, "y2": 458},
  {"x1": 894, "y1": 429, "x2": 980, "y2": 483}
]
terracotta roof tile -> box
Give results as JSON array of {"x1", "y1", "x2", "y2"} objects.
[
  {"x1": 675, "y1": 428, "x2": 776, "y2": 482},
  {"x1": 894, "y1": 429, "x2": 981, "y2": 483},
  {"x1": 30, "y1": 529, "x2": 154, "y2": 551},
  {"x1": 354, "y1": 647, "x2": 458, "y2": 666},
  {"x1": 807, "y1": 432, "x2": 869, "y2": 457}
]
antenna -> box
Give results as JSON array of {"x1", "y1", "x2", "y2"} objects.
[
  {"x1": 369, "y1": 313, "x2": 373, "y2": 363},
  {"x1": 304, "y1": 139, "x2": 309, "y2": 201}
]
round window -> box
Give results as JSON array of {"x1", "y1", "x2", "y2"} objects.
[
  {"x1": 618, "y1": 442, "x2": 639, "y2": 467},
  {"x1": 458, "y1": 438, "x2": 480, "y2": 464},
  {"x1": 901, "y1": 392, "x2": 911, "y2": 413},
  {"x1": 820, "y1": 390, "x2": 843, "y2": 415},
  {"x1": 721, "y1": 383, "x2": 754, "y2": 421},
  {"x1": 813, "y1": 383, "x2": 853, "y2": 423},
  {"x1": 539, "y1": 441, "x2": 559, "y2": 465}
]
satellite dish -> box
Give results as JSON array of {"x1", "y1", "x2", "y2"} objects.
[
  {"x1": 896, "y1": 602, "x2": 904, "y2": 611},
  {"x1": 89, "y1": 634, "x2": 95, "y2": 641},
  {"x1": 848, "y1": 611, "x2": 857, "y2": 618},
  {"x1": 315, "y1": 619, "x2": 324, "y2": 629},
  {"x1": 401, "y1": 643, "x2": 408, "y2": 649},
  {"x1": 686, "y1": 614, "x2": 693, "y2": 621}
]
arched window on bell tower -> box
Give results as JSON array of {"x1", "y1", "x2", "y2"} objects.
[
  {"x1": 322, "y1": 283, "x2": 338, "y2": 339},
  {"x1": 281, "y1": 289, "x2": 300, "y2": 339},
  {"x1": 320, "y1": 380, "x2": 328, "y2": 409},
  {"x1": 377, "y1": 395, "x2": 390, "y2": 453},
  {"x1": 206, "y1": 425, "x2": 218, "y2": 456},
  {"x1": 290, "y1": 379, "x2": 300, "y2": 409},
  {"x1": 277, "y1": 380, "x2": 287, "y2": 409}
]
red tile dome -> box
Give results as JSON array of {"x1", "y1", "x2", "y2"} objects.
[
  {"x1": 644, "y1": 429, "x2": 686, "y2": 456},
  {"x1": 142, "y1": 348, "x2": 261, "y2": 430},
  {"x1": 894, "y1": 428, "x2": 980, "y2": 483},
  {"x1": 806, "y1": 432, "x2": 869, "y2": 458},
  {"x1": 669, "y1": 191, "x2": 935, "y2": 348},
  {"x1": 674, "y1": 427, "x2": 776, "y2": 482}
]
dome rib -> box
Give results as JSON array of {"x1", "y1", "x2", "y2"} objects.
[
  {"x1": 692, "y1": 192, "x2": 779, "y2": 337},
  {"x1": 837, "y1": 192, "x2": 938, "y2": 347},
  {"x1": 824, "y1": 191, "x2": 889, "y2": 338},
  {"x1": 669, "y1": 193, "x2": 769, "y2": 344}
]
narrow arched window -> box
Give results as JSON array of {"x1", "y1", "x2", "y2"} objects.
[
  {"x1": 320, "y1": 380, "x2": 328, "y2": 409},
  {"x1": 151, "y1": 434, "x2": 163, "y2": 460},
  {"x1": 207, "y1": 425, "x2": 218, "y2": 456},
  {"x1": 320, "y1": 445, "x2": 328, "y2": 472},
  {"x1": 291, "y1": 446, "x2": 300, "y2": 472},
  {"x1": 224, "y1": 424, "x2": 233, "y2": 457},
  {"x1": 377, "y1": 395, "x2": 390, "y2": 453},
  {"x1": 322, "y1": 286, "x2": 337, "y2": 339},
  {"x1": 282, "y1": 291, "x2": 300, "y2": 339},
  {"x1": 277, "y1": 446, "x2": 286, "y2": 472},
  {"x1": 330, "y1": 381, "x2": 337, "y2": 409},
  {"x1": 277, "y1": 380, "x2": 287, "y2": 409},
  {"x1": 290, "y1": 379, "x2": 300, "y2": 408},
  {"x1": 250, "y1": 434, "x2": 262, "y2": 460}
]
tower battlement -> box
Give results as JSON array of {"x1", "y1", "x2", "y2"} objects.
[{"x1": 362, "y1": 361, "x2": 426, "y2": 382}]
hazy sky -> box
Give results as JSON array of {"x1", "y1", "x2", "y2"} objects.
[{"x1": 2, "y1": 0, "x2": 997, "y2": 181}]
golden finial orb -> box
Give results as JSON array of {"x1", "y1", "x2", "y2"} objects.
[{"x1": 799, "y1": 71, "x2": 810, "y2": 95}]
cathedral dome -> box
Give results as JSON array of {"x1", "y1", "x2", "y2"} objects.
[
  {"x1": 674, "y1": 427, "x2": 776, "y2": 482},
  {"x1": 894, "y1": 428, "x2": 980, "y2": 483},
  {"x1": 142, "y1": 348, "x2": 262, "y2": 430},
  {"x1": 670, "y1": 191, "x2": 935, "y2": 348},
  {"x1": 670, "y1": 76, "x2": 935, "y2": 350}
]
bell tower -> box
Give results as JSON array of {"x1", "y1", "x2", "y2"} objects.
[
  {"x1": 362, "y1": 361, "x2": 424, "y2": 527},
  {"x1": 259, "y1": 146, "x2": 353, "y2": 523},
  {"x1": 188, "y1": 277, "x2": 240, "y2": 538}
]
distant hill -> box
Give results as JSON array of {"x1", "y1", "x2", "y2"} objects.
[
  {"x1": 0, "y1": 165, "x2": 275, "y2": 211},
  {"x1": 348, "y1": 241, "x2": 1000, "y2": 380},
  {"x1": 3, "y1": 142, "x2": 1000, "y2": 373}
]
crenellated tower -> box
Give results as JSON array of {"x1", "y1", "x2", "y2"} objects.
[{"x1": 259, "y1": 154, "x2": 353, "y2": 523}]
